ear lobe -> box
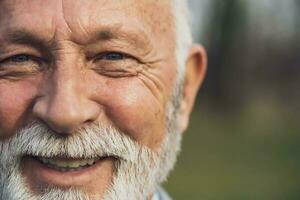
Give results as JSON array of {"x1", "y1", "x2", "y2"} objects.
[{"x1": 178, "y1": 44, "x2": 207, "y2": 132}]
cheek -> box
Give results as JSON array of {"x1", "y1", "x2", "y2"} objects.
[
  {"x1": 0, "y1": 80, "x2": 38, "y2": 139},
  {"x1": 97, "y1": 78, "x2": 167, "y2": 148}
]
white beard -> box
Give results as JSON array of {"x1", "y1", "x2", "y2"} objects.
[{"x1": 0, "y1": 101, "x2": 182, "y2": 200}]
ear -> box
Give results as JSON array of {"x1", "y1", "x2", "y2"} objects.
[{"x1": 177, "y1": 44, "x2": 207, "y2": 133}]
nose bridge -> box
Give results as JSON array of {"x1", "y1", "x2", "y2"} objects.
[
  {"x1": 48, "y1": 64, "x2": 84, "y2": 132},
  {"x1": 51, "y1": 65, "x2": 81, "y2": 114},
  {"x1": 33, "y1": 56, "x2": 99, "y2": 133}
]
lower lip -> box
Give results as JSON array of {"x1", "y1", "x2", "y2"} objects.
[{"x1": 22, "y1": 156, "x2": 114, "y2": 187}]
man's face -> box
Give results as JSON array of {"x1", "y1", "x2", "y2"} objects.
[
  {"x1": 0, "y1": 0, "x2": 180, "y2": 199},
  {"x1": 0, "y1": 0, "x2": 206, "y2": 199}
]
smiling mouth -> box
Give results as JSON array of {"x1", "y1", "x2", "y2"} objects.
[{"x1": 33, "y1": 156, "x2": 107, "y2": 172}]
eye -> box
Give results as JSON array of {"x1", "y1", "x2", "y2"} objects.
[
  {"x1": 0, "y1": 53, "x2": 47, "y2": 76},
  {"x1": 98, "y1": 52, "x2": 126, "y2": 61},
  {"x1": 9, "y1": 54, "x2": 31, "y2": 63}
]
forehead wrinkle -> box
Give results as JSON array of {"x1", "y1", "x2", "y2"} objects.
[
  {"x1": 0, "y1": 0, "x2": 173, "y2": 57},
  {"x1": 135, "y1": 0, "x2": 174, "y2": 32},
  {"x1": 130, "y1": 0, "x2": 176, "y2": 59},
  {"x1": 48, "y1": 2, "x2": 154, "y2": 51},
  {"x1": 0, "y1": 1, "x2": 59, "y2": 46},
  {"x1": 59, "y1": 0, "x2": 74, "y2": 37}
]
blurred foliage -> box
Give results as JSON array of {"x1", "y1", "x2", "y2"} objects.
[
  {"x1": 164, "y1": 0, "x2": 300, "y2": 199},
  {"x1": 165, "y1": 105, "x2": 300, "y2": 200}
]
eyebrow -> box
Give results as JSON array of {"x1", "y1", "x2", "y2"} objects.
[
  {"x1": 90, "y1": 25, "x2": 152, "y2": 50},
  {"x1": 1, "y1": 25, "x2": 152, "y2": 52},
  {"x1": 5, "y1": 29, "x2": 51, "y2": 51}
]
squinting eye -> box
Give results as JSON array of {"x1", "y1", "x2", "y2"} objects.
[
  {"x1": 101, "y1": 52, "x2": 125, "y2": 61},
  {"x1": 10, "y1": 54, "x2": 31, "y2": 63}
]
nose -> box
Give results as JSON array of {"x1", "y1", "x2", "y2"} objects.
[{"x1": 32, "y1": 67, "x2": 100, "y2": 134}]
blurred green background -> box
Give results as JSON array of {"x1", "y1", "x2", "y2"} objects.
[{"x1": 164, "y1": 0, "x2": 300, "y2": 199}]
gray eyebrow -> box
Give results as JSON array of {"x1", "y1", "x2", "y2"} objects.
[{"x1": 90, "y1": 25, "x2": 152, "y2": 50}]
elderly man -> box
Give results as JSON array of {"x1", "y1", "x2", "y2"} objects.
[{"x1": 0, "y1": 0, "x2": 206, "y2": 199}]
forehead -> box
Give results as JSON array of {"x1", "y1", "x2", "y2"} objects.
[{"x1": 0, "y1": 0, "x2": 175, "y2": 44}]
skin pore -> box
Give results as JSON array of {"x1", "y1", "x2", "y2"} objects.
[{"x1": 0, "y1": 0, "x2": 206, "y2": 199}]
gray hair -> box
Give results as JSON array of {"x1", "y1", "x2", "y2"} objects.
[{"x1": 172, "y1": 0, "x2": 193, "y2": 80}]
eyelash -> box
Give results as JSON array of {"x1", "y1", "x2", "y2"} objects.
[
  {"x1": 0, "y1": 54, "x2": 43, "y2": 64},
  {"x1": 94, "y1": 51, "x2": 144, "y2": 65},
  {"x1": 11, "y1": 54, "x2": 32, "y2": 62},
  {"x1": 100, "y1": 52, "x2": 125, "y2": 59},
  {"x1": 93, "y1": 52, "x2": 130, "y2": 62}
]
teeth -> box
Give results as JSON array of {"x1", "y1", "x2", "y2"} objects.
[{"x1": 38, "y1": 157, "x2": 98, "y2": 170}]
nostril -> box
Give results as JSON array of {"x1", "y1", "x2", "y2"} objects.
[
  {"x1": 85, "y1": 119, "x2": 94, "y2": 123},
  {"x1": 83, "y1": 119, "x2": 95, "y2": 127}
]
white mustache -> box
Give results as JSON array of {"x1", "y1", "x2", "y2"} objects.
[{"x1": 1, "y1": 122, "x2": 152, "y2": 164}]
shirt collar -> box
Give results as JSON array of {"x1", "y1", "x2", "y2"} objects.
[{"x1": 152, "y1": 192, "x2": 160, "y2": 200}]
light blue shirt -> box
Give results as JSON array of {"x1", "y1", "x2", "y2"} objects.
[{"x1": 152, "y1": 188, "x2": 172, "y2": 200}]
